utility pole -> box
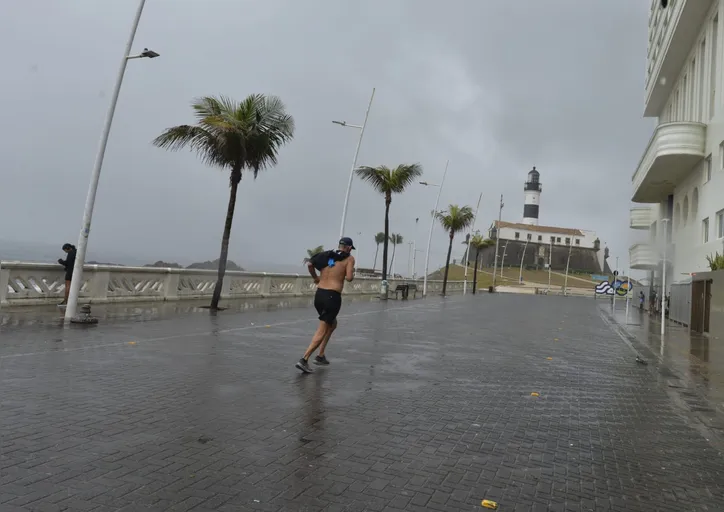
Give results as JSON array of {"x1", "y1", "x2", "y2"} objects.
[{"x1": 492, "y1": 195, "x2": 504, "y2": 289}]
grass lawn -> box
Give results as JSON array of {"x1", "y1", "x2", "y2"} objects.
[{"x1": 428, "y1": 264, "x2": 601, "y2": 290}]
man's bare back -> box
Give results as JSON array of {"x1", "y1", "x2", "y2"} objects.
[{"x1": 317, "y1": 255, "x2": 355, "y2": 293}]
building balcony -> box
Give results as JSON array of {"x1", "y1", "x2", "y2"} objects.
[
  {"x1": 645, "y1": 0, "x2": 716, "y2": 117},
  {"x1": 631, "y1": 122, "x2": 706, "y2": 203},
  {"x1": 629, "y1": 243, "x2": 658, "y2": 270},
  {"x1": 630, "y1": 206, "x2": 653, "y2": 229}
]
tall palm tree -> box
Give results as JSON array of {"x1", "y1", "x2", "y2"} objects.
[
  {"x1": 435, "y1": 204, "x2": 475, "y2": 296},
  {"x1": 469, "y1": 234, "x2": 487, "y2": 295},
  {"x1": 389, "y1": 233, "x2": 403, "y2": 276},
  {"x1": 355, "y1": 164, "x2": 423, "y2": 286},
  {"x1": 153, "y1": 95, "x2": 294, "y2": 310},
  {"x1": 303, "y1": 245, "x2": 325, "y2": 264},
  {"x1": 372, "y1": 232, "x2": 385, "y2": 271}
]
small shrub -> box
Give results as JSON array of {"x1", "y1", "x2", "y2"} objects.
[{"x1": 706, "y1": 252, "x2": 724, "y2": 271}]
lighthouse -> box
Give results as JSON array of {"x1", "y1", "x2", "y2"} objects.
[{"x1": 523, "y1": 166, "x2": 541, "y2": 226}]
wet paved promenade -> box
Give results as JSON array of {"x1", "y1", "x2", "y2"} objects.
[{"x1": 2, "y1": 294, "x2": 724, "y2": 511}]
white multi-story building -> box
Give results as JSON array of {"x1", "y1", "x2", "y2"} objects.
[{"x1": 630, "y1": 0, "x2": 724, "y2": 288}]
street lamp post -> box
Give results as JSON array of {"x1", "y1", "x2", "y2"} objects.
[
  {"x1": 421, "y1": 161, "x2": 449, "y2": 297},
  {"x1": 563, "y1": 241, "x2": 573, "y2": 296},
  {"x1": 334, "y1": 88, "x2": 376, "y2": 239},
  {"x1": 518, "y1": 238, "x2": 529, "y2": 285},
  {"x1": 661, "y1": 218, "x2": 670, "y2": 337},
  {"x1": 547, "y1": 239, "x2": 552, "y2": 293},
  {"x1": 463, "y1": 192, "x2": 483, "y2": 295},
  {"x1": 65, "y1": 0, "x2": 158, "y2": 322},
  {"x1": 492, "y1": 195, "x2": 504, "y2": 289}
]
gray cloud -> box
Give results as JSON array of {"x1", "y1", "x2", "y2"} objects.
[{"x1": 0, "y1": 0, "x2": 654, "y2": 273}]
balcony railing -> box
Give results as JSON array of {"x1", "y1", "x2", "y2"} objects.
[
  {"x1": 629, "y1": 244, "x2": 659, "y2": 270},
  {"x1": 631, "y1": 122, "x2": 706, "y2": 203},
  {"x1": 630, "y1": 206, "x2": 653, "y2": 230}
]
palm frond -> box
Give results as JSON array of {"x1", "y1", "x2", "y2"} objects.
[
  {"x1": 469, "y1": 234, "x2": 487, "y2": 249},
  {"x1": 152, "y1": 125, "x2": 227, "y2": 168},
  {"x1": 374, "y1": 232, "x2": 386, "y2": 244},
  {"x1": 355, "y1": 166, "x2": 392, "y2": 195},
  {"x1": 153, "y1": 93, "x2": 295, "y2": 180},
  {"x1": 435, "y1": 204, "x2": 475, "y2": 234},
  {"x1": 306, "y1": 245, "x2": 324, "y2": 258},
  {"x1": 388, "y1": 163, "x2": 423, "y2": 193}
]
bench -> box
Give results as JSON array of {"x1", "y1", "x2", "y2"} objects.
[{"x1": 393, "y1": 284, "x2": 418, "y2": 300}]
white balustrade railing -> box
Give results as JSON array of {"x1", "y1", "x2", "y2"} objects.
[{"x1": 0, "y1": 261, "x2": 466, "y2": 306}]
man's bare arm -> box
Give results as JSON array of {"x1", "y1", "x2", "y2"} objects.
[
  {"x1": 345, "y1": 256, "x2": 355, "y2": 282},
  {"x1": 307, "y1": 262, "x2": 320, "y2": 284}
]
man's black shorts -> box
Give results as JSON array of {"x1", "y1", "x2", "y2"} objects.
[{"x1": 314, "y1": 288, "x2": 342, "y2": 325}]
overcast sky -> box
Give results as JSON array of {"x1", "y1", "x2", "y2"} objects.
[{"x1": 1, "y1": 0, "x2": 654, "y2": 272}]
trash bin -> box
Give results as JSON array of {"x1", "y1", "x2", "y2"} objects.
[
  {"x1": 401, "y1": 284, "x2": 410, "y2": 300},
  {"x1": 488, "y1": 285, "x2": 494, "y2": 293}
]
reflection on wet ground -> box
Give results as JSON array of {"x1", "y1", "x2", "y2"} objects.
[{"x1": 602, "y1": 300, "x2": 724, "y2": 433}]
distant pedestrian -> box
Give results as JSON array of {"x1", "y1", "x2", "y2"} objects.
[
  {"x1": 639, "y1": 291, "x2": 645, "y2": 310},
  {"x1": 58, "y1": 243, "x2": 76, "y2": 305}
]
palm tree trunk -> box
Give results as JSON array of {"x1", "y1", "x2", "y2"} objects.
[
  {"x1": 442, "y1": 231, "x2": 454, "y2": 296},
  {"x1": 472, "y1": 252, "x2": 479, "y2": 295},
  {"x1": 373, "y1": 244, "x2": 379, "y2": 271},
  {"x1": 210, "y1": 170, "x2": 241, "y2": 310},
  {"x1": 381, "y1": 195, "x2": 391, "y2": 293}
]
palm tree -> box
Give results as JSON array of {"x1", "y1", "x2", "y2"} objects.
[
  {"x1": 355, "y1": 164, "x2": 423, "y2": 286},
  {"x1": 469, "y1": 234, "x2": 487, "y2": 295},
  {"x1": 389, "y1": 233, "x2": 403, "y2": 277},
  {"x1": 372, "y1": 232, "x2": 385, "y2": 271},
  {"x1": 435, "y1": 204, "x2": 475, "y2": 296},
  {"x1": 153, "y1": 95, "x2": 294, "y2": 310},
  {"x1": 303, "y1": 245, "x2": 325, "y2": 264}
]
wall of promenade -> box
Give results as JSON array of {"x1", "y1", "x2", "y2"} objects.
[{"x1": 0, "y1": 261, "x2": 465, "y2": 307}]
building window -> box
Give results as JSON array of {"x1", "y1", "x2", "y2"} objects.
[
  {"x1": 575, "y1": 239, "x2": 580, "y2": 245},
  {"x1": 556, "y1": 237, "x2": 561, "y2": 243},
  {"x1": 550, "y1": 236, "x2": 555, "y2": 244},
  {"x1": 537, "y1": 235, "x2": 543, "y2": 241},
  {"x1": 705, "y1": 155, "x2": 712, "y2": 182},
  {"x1": 526, "y1": 233, "x2": 532, "y2": 241},
  {"x1": 718, "y1": 209, "x2": 724, "y2": 238},
  {"x1": 565, "y1": 237, "x2": 571, "y2": 245},
  {"x1": 514, "y1": 232, "x2": 520, "y2": 240},
  {"x1": 703, "y1": 217, "x2": 710, "y2": 243}
]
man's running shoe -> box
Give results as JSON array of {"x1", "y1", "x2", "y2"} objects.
[
  {"x1": 295, "y1": 358, "x2": 313, "y2": 373},
  {"x1": 313, "y1": 355, "x2": 330, "y2": 365}
]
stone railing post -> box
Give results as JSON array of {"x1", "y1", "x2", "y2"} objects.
[
  {"x1": 260, "y1": 273, "x2": 272, "y2": 297},
  {"x1": 164, "y1": 269, "x2": 180, "y2": 300},
  {"x1": 88, "y1": 267, "x2": 110, "y2": 302},
  {"x1": 293, "y1": 275, "x2": 303, "y2": 296},
  {"x1": 0, "y1": 264, "x2": 9, "y2": 305},
  {"x1": 220, "y1": 273, "x2": 232, "y2": 299}
]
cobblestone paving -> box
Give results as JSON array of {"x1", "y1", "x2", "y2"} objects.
[{"x1": 1, "y1": 294, "x2": 724, "y2": 511}]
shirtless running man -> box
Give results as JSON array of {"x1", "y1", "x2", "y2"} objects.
[{"x1": 295, "y1": 237, "x2": 356, "y2": 373}]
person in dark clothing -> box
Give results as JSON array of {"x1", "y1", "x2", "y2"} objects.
[{"x1": 58, "y1": 243, "x2": 76, "y2": 305}]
